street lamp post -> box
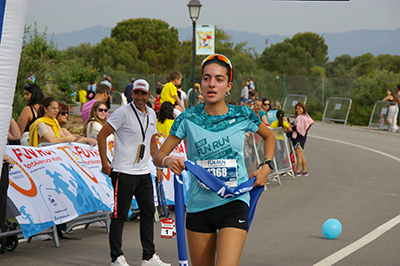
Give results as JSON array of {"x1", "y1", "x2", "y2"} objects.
[{"x1": 187, "y1": 0, "x2": 202, "y2": 107}]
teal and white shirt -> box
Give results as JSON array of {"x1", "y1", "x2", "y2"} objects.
[{"x1": 170, "y1": 103, "x2": 261, "y2": 213}]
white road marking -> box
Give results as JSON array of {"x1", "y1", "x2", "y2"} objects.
[
  {"x1": 313, "y1": 215, "x2": 400, "y2": 266},
  {"x1": 310, "y1": 135, "x2": 400, "y2": 163},
  {"x1": 310, "y1": 135, "x2": 400, "y2": 266}
]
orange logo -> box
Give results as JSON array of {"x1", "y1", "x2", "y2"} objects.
[
  {"x1": 57, "y1": 146, "x2": 98, "y2": 184},
  {"x1": 9, "y1": 161, "x2": 38, "y2": 197}
]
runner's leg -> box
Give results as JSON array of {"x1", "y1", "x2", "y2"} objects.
[
  {"x1": 215, "y1": 227, "x2": 247, "y2": 266},
  {"x1": 187, "y1": 229, "x2": 216, "y2": 266}
]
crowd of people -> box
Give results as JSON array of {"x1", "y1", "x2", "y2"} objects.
[{"x1": 3, "y1": 54, "x2": 320, "y2": 266}]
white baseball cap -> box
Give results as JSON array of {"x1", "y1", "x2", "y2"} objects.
[{"x1": 132, "y1": 79, "x2": 150, "y2": 94}]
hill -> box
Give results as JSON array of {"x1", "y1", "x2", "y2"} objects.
[{"x1": 51, "y1": 25, "x2": 400, "y2": 60}]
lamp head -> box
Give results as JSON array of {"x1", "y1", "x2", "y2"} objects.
[{"x1": 187, "y1": 0, "x2": 202, "y2": 21}]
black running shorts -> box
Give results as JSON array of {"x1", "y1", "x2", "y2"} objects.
[{"x1": 186, "y1": 200, "x2": 249, "y2": 233}]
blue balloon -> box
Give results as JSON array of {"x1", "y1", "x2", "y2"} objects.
[{"x1": 322, "y1": 218, "x2": 342, "y2": 239}]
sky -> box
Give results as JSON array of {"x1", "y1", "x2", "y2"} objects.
[{"x1": 26, "y1": 0, "x2": 399, "y2": 37}]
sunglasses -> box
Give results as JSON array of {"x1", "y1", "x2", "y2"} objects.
[
  {"x1": 263, "y1": 103, "x2": 270, "y2": 106},
  {"x1": 97, "y1": 108, "x2": 108, "y2": 113},
  {"x1": 201, "y1": 54, "x2": 233, "y2": 83},
  {"x1": 60, "y1": 111, "x2": 69, "y2": 115}
]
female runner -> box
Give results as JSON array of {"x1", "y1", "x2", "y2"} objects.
[{"x1": 154, "y1": 54, "x2": 276, "y2": 266}]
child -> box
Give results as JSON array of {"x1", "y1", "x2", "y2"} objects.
[{"x1": 160, "y1": 71, "x2": 185, "y2": 111}]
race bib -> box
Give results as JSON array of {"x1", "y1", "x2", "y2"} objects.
[{"x1": 197, "y1": 159, "x2": 237, "y2": 187}]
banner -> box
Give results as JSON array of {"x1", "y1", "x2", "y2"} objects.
[
  {"x1": 5, "y1": 137, "x2": 189, "y2": 238},
  {"x1": 149, "y1": 137, "x2": 190, "y2": 206},
  {"x1": 0, "y1": 0, "x2": 29, "y2": 174},
  {"x1": 6, "y1": 143, "x2": 113, "y2": 238},
  {"x1": 196, "y1": 25, "x2": 215, "y2": 55}
]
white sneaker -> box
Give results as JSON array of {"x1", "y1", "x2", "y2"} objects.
[
  {"x1": 141, "y1": 254, "x2": 171, "y2": 266},
  {"x1": 111, "y1": 255, "x2": 130, "y2": 266}
]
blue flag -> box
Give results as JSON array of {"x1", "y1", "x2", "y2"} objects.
[{"x1": 174, "y1": 160, "x2": 264, "y2": 265}]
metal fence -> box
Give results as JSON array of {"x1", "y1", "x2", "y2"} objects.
[
  {"x1": 321, "y1": 97, "x2": 352, "y2": 126},
  {"x1": 103, "y1": 73, "x2": 356, "y2": 121},
  {"x1": 283, "y1": 94, "x2": 308, "y2": 118}
]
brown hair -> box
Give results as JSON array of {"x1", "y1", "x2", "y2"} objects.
[
  {"x1": 295, "y1": 102, "x2": 307, "y2": 117},
  {"x1": 169, "y1": 71, "x2": 183, "y2": 81},
  {"x1": 83, "y1": 101, "x2": 107, "y2": 136},
  {"x1": 38, "y1": 96, "x2": 58, "y2": 118}
]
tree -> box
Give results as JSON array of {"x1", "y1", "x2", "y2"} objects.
[
  {"x1": 14, "y1": 24, "x2": 60, "y2": 118},
  {"x1": 258, "y1": 42, "x2": 313, "y2": 75},
  {"x1": 111, "y1": 18, "x2": 180, "y2": 73},
  {"x1": 63, "y1": 43, "x2": 95, "y2": 64},
  {"x1": 14, "y1": 23, "x2": 99, "y2": 118},
  {"x1": 284, "y1": 32, "x2": 329, "y2": 66},
  {"x1": 91, "y1": 37, "x2": 148, "y2": 73},
  {"x1": 325, "y1": 54, "x2": 354, "y2": 78}
]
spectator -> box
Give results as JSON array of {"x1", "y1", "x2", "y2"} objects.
[
  {"x1": 56, "y1": 102, "x2": 96, "y2": 146},
  {"x1": 396, "y1": 85, "x2": 400, "y2": 123},
  {"x1": 97, "y1": 79, "x2": 170, "y2": 266},
  {"x1": 124, "y1": 77, "x2": 135, "y2": 103},
  {"x1": 291, "y1": 103, "x2": 314, "y2": 177},
  {"x1": 29, "y1": 96, "x2": 78, "y2": 147},
  {"x1": 157, "y1": 102, "x2": 175, "y2": 137},
  {"x1": 83, "y1": 101, "x2": 108, "y2": 139},
  {"x1": 240, "y1": 80, "x2": 250, "y2": 105},
  {"x1": 262, "y1": 98, "x2": 270, "y2": 113},
  {"x1": 249, "y1": 89, "x2": 258, "y2": 102},
  {"x1": 253, "y1": 98, "x2": 269, "y2": 125},
  {"x1": 160, "y1": 71, "x2": 185, "y2": 111},
  {"x1": 382, "y1": 89, "x2": 399, "y2": 132},
  {"x1": 78, "y1": 86, "x2": 87, "y2": 113},
  {"x1": 177, "y1": 84, "x2": 188, "y2": 109},
  {"x1": 17, "y1": 84, "x2": 44, "y2": 145},
  {"x1": 187, "y1": 83, "x2": 203, "y2": 108},
  {"x1": 87, "y1": 81, "x2": 97, "y2": 101},
  {"x1": 270, "y1": 110, "x2": 292, "y2": 133},
  {"x1": 248, "y1": 76, "x2": 255, "y2": 92},
  {"x1": 101, "y1": 75, "x2": 113, "y2": 109},
  {"x1": 154, "y1": 87, "x2": 162, "y2": 115},
  {"x1": 81, "y1": 84, "x2": 110, "y2": 123},
  {"x1": 267, "y1": 100, "x2": 281, "y2": 125}
]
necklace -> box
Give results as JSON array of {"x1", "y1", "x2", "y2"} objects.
[{"x1": 204, "y1": 104, "x2": 228, "y2": 115}]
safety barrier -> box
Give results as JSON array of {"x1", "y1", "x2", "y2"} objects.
[
  {"x1": 368, "y1": 100, "x2": 399, "y2": 132},
  {"x1": 1, "y1": 143, "x2": 113, "y2": 250},
  {"x1": 283, "y1": 94, "x2": 307, "y2": 118},
  {"x1": 321, "y1": 97, "x2": 352, "y2": 126},
  {"x1": 245, "y1": 128, "x2": 296, "y2": 186}
]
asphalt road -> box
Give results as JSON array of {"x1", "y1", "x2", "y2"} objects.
[{"x1": 2, "y1": 123, "x2": 400, "y2": 266}]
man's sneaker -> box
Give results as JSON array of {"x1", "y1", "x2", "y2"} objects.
[
  {"x1": 294, "y1": 172, "x2": 302, "y2": 177},
  {"x1": 141, "y1": 254, "x2": 171, "y2": 266},
  {"x1": 111, "y1": 255, "x2": 130, "y2": 266},
  {"x1": 301, "y1": 171, "x2": 309, "y2": 177}
]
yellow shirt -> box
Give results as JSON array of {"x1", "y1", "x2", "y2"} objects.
[
  {"x1": 270, "y1": 120, "x2": 290, "y2": 140},
  {"x1": 270, "y1": 120, "x2": 290, "y2": 130},
  {"x1": 160, "y1": 82, "x2": 177, "y2": 105},
  {"x1": 157, "y1": 119, "x2": 174, "y2": 137},
  {"x1": 79, "y1": 89, "x2": 87, "y2": 104}
]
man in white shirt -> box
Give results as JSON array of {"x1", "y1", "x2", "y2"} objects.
[{"x1": 98, "y1": 79, "x2": 170, "y2": 266}]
